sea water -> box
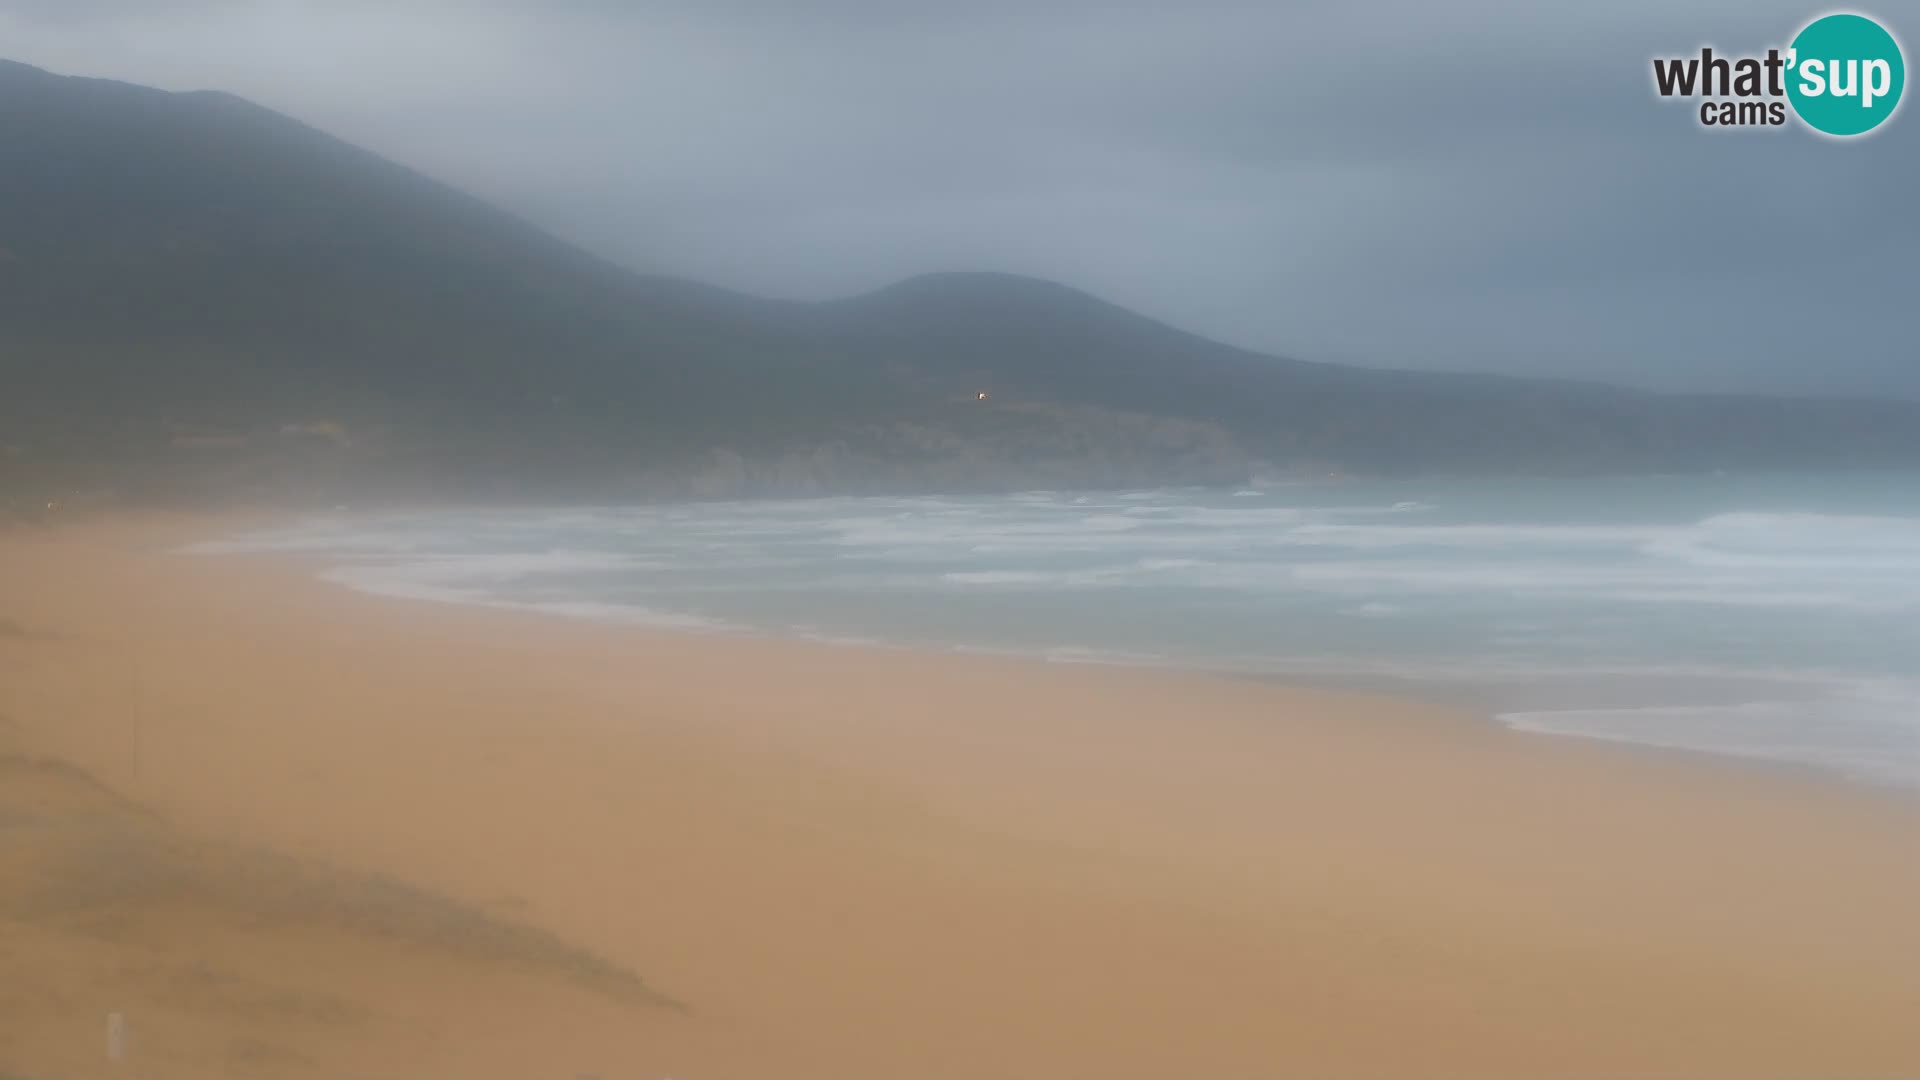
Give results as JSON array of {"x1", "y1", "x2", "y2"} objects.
[{"x1": 190, "y1": 473, "x2": 1920, "y2": 786}]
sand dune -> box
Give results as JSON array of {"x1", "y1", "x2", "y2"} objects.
[
  {"x1": 0, "y1": 745, "x2": 676, "y2": 1080},
  {"x1": 1, "y1": 513, "x2": 1917, "y2": 1079}
]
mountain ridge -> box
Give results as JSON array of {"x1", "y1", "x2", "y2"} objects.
[{"x1": 2, "y1": 57, "x2": 1917, "y2": 502}]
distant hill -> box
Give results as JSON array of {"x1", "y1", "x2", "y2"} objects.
[{"x1": 2, "y1": 58, "x2": 1916, "y2": 502}]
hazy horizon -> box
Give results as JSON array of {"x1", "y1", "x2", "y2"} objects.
[{"x1": 4, "y1": 0, "x2": 1914, "y2": 399}]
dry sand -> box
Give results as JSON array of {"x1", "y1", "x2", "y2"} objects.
[{"x1": 1, "y1": 512, "x2": 1916, "y2": 1079}]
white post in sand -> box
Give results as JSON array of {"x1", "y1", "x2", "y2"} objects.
[{"x1": 105, "y1": 1012, "x2": 127, "y2": 1064}]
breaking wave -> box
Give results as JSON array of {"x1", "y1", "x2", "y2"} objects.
[{"x1": 185, "y1": 480, "x2": 1920, "y2": 786}]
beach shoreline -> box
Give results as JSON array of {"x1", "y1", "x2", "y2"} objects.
[
  {"x1": 2, "y1": 511, "x2": 1917, "y2": 1079},
  {"x1": 176, "y1": 490, "x2": 1920, "y2": 791}
]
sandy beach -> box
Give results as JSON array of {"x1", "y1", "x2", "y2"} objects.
[{"x1": 1, "y1": 512, "x2": 1916, "y2": 1079}]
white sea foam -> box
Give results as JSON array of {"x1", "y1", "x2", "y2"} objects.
[
  {"x1": 320, "y1": 549, "x2": 649, "y2": 587},
  {"x1": 181, "y1": 523, "x2": 452, "y2": 555},
  {"x1": 788, "y1": 626, "x2": 893, "y2": 648},
  {"x1": 1640, "y1": 512, "x2": 1920, "y2": 572},
  {"x1": 1137, "y1": 558, "x2": 1204, "y2": 571},
  {"x1": 1497, "y1": 699, "x2": 1920, "y2": 787},
  {"x1": 187, "y1": 485, "x2": 1920, "y2": 787},
  {"x1": 941, "y1": 570, "x2": 1062, "y2": 586},
  {"x1": 1041, "y1": 645, "x2": 1170, "y2": 666},
  {"x1": 318, "y1": 562, "x2": 731, "y2": 630},
  {"x1": 1340, "y1": 602, "x2": 1404, "y2": 618},
  {"x1": 1281, "y1": 522, "x2": 1671, "y2": 549},
  {"x1": 513, "y1": 599, "x2": 735, "y2": 631}
]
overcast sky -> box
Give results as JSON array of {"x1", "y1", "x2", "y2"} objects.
[{"x1": 3, "y1": 0, "x2": 1914, "y2": 396}]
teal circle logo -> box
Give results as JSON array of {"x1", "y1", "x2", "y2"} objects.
[{"x1": 1786, "y1": 13, "x2": 1905, "y2": 136}]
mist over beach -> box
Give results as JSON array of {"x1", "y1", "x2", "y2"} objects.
[{"x1": 3, "y1": 1, "x2": 1918, "y2": 1077}]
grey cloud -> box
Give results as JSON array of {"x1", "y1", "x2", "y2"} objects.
[{"x1": 0, "y1": 0, "x2": 1912, "y2": 395}]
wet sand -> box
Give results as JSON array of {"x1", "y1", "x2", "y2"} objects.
[{"x1": 1, "y1": 512, "x2": 1916, "y2": 1079}]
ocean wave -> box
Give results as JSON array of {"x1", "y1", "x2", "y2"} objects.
[
  {"x1": 940, "y1": 570, "x2": 1062, "y2": 586},
  {"x1": 185, "y1": 487, "x2": 1920, "y2": 788},
  {"x1": 511, "y1": 599, "x2": 735, "y2": 631},
  {"x1": 1496, "y1": 699, "x2": 1920, "y2": 787},
  {"x1": 181, "y1": 523, "x2": 455, "y2": 555},
  {"x1": 321, "y1": 549, "x2": 657, "y2": 586},
  {"x1": 1340, "y1": 601, "x2": 1404, "y2": 618},
  {"x1": 1040, "y1": 645, "x2": 1170, "y2": 665},
  {"x1": 316, "y1": 563, "x2": 732, "y2": 631},
  {"x1": 1639, "y1": 512, "x2": 1920, "y2": 572},
  {"x1": 1280, "y1": 522, "x2": 1670, "y2": 550}
]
